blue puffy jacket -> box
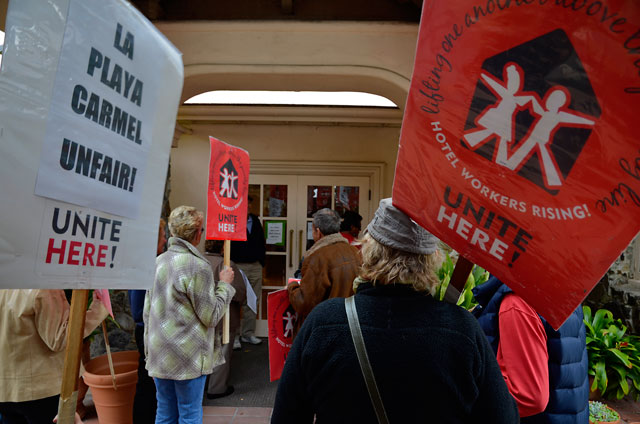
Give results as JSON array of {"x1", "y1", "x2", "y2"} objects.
[{"x1": 473, "y1": 277, "x2": 589, "y2": 424}]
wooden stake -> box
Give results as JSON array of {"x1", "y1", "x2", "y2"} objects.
[
  {"x1": 443, "y1": 256, "x2": 475, "y2": 304},
  {"x1": 450, "y1": 256, "x2": 474, "y2": 291},
  {"x1": 222, "y1": 239, "x2": 231, "y2": 344},
  {"x1": 102, "y1": 320, "x2": 118, "y2": 391},
  {"x1": 57, "y1": 289, "x2": 88, "y2": 424}
]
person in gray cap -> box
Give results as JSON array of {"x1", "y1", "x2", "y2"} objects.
[{"x1": 272, "y1": 198, "x2": 518, "y2": 424}]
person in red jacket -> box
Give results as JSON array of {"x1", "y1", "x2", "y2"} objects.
[{"x1": 339, "y1": 210, "x2": 362, "y2": 249}]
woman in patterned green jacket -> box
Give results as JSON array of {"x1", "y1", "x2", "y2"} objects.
[{"x1": 144, "y1": 205, "x2": 236, "y2": 424}]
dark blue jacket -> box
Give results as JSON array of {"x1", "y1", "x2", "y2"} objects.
[
  {"x1": 128, "y1": 289, "x2": 145, "y2": 328},
  {"x1": 473, "y1": 277, "x2": 589, "y2": 424},
  {"x1": 273, "y1": 282, "x2": 519, "y2": 423}
]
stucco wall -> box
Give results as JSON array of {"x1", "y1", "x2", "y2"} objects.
[
  {"x1": 159, "y1": 19, "x2": 416, "y2": 244},
  {"x1": 155, "y1": 21, "x2": 419, "y2": 107},
  {"x1": 169, "y1": 122, "x2": 401, "y2": 215}
]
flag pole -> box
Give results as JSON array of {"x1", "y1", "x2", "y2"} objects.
[
  {"x1": 222, "y1": 239, "x2": 231, "y2": 344},
  {"x1": 443, "y1": 256, "x2": 475, "y2": 304},
  {"x1": 57, "y1": 289, "x2": 89, "y2": 424}
]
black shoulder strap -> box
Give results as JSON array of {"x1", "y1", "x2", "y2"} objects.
[{"x1": 345, "y1": 296, "x2": 390, "y2": 424}]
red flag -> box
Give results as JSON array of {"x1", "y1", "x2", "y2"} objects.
[
  {"x1": 206, "y1": 137, "x2": 250, "y2": 241},
  {"x1": 267, "y1": 283, "x2": 299, "y2": 381},
  {"x1": 393, "y1": 1, "x2": 640, "y2": 329}
]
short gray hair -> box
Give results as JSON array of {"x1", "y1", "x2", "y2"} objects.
[
  {"x1": 168, "y1": 205, "x2": 203, "y2": 242},
  {"x1": 312, "y1": 208, "x2": 340, "y2": 235}
]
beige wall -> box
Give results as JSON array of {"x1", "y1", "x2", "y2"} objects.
[
  {"x1": 157, "y1": 20, "x2": 418, "y2": 225},
  {"x1": 170, "y1": 122, "x2": 401, "y2": 215},
  {"x1": 156, "y1": 21, "x2": 419, "y2": 107}
]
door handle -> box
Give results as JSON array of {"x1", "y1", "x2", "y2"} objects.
[
  {"x1": 289, "y1": 229, "x2": 294, "y2": 268},
  {"x1": 298, "y1": 230, "x2": 304, "y2": 267}
]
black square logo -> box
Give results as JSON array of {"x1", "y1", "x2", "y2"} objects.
[{"x1": 461, "y1": 29, "x2": 601, "y2": 195}]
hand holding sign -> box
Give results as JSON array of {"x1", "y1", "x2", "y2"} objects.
[{"x1": 219, "y1": 266, "x2": 235, "y2": 284}]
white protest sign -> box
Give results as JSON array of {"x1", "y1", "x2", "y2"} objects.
[
  {"x1": 0, "y1": 0, "x2": 183, "y2": 289},
  {"x1": 34, "y1": 0, "x2": 165, "y2": 219},
  {"x1": 240, "y1": 269, "x2": 257, "y2": 314}
]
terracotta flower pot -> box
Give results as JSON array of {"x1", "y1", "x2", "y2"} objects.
[
  {"x1": 592, "y1": 418, "x2": 621, "y2": 424},
  {"x1": 83, "y1": 350, "x2": 139, "y2": 424},
  {"x1": 590, "y1": 404, "x2": 621, "y2": 424}
]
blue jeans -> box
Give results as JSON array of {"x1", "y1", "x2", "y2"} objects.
[{"x1": 154, "y1": 375, "x2": 207, "y2": 424}]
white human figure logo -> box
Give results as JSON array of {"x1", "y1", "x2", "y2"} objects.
[
  {"x1": 502, "y1": 88, "x2": 594, "y2": 187},
  {"x1": 283, "y1": 311, "x2": 297, "y2": 338},
  {"x1": 219, "y1": 168, "x2": 238, "y2": 198},
  {"x1": 463, "y1": 63, "x2": 595, "y2": 188},
  {"x1": 463, "y1": 64, "x2": 533, "y2": 165}
]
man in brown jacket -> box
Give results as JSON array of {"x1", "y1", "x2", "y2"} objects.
[{"x1": 287, "y1": 208, "x2": 361, "y2": 337}]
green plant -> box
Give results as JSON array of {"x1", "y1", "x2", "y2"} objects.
[
  {"x1": 434, "y1": 253, "x2": 489, "y2": 310},
  {"x1": 588, "y1": 400, "x2": 619, "y2": 423},
  {"x1": 583, "y1": 306, "x2": 640, "y2": 400}
]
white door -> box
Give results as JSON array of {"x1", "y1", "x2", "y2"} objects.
[{"x1": 249, "y1": 174, "x2": 370, "y2": 337}]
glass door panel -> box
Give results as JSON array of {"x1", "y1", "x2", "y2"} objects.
[
  {"x1": 306, "y1": 221, "x2": 314, "y2": 251},
  {"x1": 263, "y1": 254, "x2": 287, "y2": 286},
  {"x1": 248, "y1": 184, "x2": 261, "y2": 215},
  {"x1": 250, "y1": 174, "x2": 371, "y2": 337},
  {"x1": 263, "y1": 184, "x2": 288, "y2": 217},
  {"x1": 249, "y1": 175, "x2": 298, "y2": 337},
  {"x1": 306, "y1": 185, "x2": 332, "y2": 217},
  {"x1": 334, "y1": 186, "x2": 360, "y2": 217},
  {"x1": 297, "y1": 176, "x2": 370, "y2": 260}
]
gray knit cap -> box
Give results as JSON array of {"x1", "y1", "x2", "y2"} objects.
[{"x1": 366, "y1": 198, "x2": 437, "y2": 255}]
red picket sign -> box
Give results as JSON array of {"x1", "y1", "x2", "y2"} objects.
[
  {"x1": 267, "y1": 283, "x2": 299, "y2": 382},
  {"x1": 206, "y1": 137, "x2": 250, "y2": 241},
  {"x1": 393, "y1": 1, "x2": 640, "y2": 329}
]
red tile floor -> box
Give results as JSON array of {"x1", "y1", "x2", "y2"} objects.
[
  {"x1": 83, "y1": 405, "x2": 272, "y2": 424},
  {"x1": 80, "y1": 393, "x2": 639, "y2": 423}
]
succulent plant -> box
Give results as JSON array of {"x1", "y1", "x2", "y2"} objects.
[{"x1": 588, "y1": 400, "x2": 619, "y2": 423}]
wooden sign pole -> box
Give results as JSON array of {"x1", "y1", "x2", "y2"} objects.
[
  {"x1": 101, "y1": 320, "x2": 118, "y2": 390},
  {"x1": 444, "y1": 256, "x2": 475, "y2": 304},
  {"x1": 57, "y1": 289, "x2": 89, "y2": 424},
  {"x1": 222, "y1": 239, "x2": 231, "y2": 344}
]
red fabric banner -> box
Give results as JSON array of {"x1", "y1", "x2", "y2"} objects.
[
  {"x1": 393, "y1": 1, "x2": 640, "y2": 329},
  {"x1": 206, "y1": 137, "x2": 250, "y2": 241},
  {"x1": 267, "y1": 284, "x2": 299, "y2": 382}
]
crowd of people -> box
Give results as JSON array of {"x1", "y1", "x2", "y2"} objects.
[
  {"x1": 0, "y1": 199, "x2": 590, "y2": 424},
  {"x1": 274, "y1": 199, "x2": 588, "y2": 423}
]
